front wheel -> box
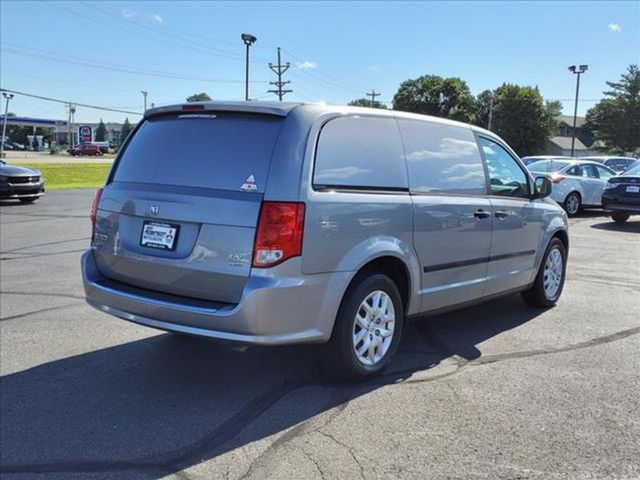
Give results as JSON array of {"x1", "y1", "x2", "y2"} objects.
[
  {"x1": 326, "y1": 273, "x2": 404, "y2": 381},
  {"x1": 521, "y1": 237, "x2": 567, "y2": 308},
  {"x1": 611, "y1": 212, "x2": 630, "y2": 224}
]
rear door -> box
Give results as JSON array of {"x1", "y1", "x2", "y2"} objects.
[
  {"x1": 92, "y1": 112, "x2": 284, "y2": 304},
  {"x1": 397, "y1": 119, "x2": 492, "y2": 311},
  {"x1": 593, "y1": 164, "x2": 616, "y2": 203},
  {"x1": 476, "y1": 136, "x2": 543, "y2": 296}
]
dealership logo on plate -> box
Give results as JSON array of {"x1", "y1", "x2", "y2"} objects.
[{"x1": 150, "y1": 204, "x2": 160, "y2": 217}]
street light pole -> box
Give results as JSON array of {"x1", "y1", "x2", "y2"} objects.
[
  {"x1": 568, "y1": 64, "x2": 588, "y2": 157},
  {"x1": 1, "y1": 92, "x2": 14, "y2": 158},
  {"x1": 241, "y1": 33, "x2": 257, "y2": 101},
  {"x1": 141, "y1": 90, "x2": 148, "y2": 111}
]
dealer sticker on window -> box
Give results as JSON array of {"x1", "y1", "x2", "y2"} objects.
[{"x1": 140, "y1": 221, "x2": 179, "y2": 250}]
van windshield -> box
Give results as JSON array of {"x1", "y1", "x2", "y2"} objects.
[{"x1": 112, "y1": 113, "x2": 283, "y2": 192}]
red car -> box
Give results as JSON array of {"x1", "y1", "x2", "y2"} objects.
[{"x1": 68, "y1": 144, "x2": 103, "y2": 156}]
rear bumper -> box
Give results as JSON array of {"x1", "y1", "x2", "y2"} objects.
[
  {"x1": 602, "y1": 193, "x2": 640, "y2": 214},
  {"x1": 82, "y1": 250, "x2": 351, "y2": 345}
]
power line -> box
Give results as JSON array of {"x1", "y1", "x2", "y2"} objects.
[
  {"x1": 268, "y1": 48, "x2": 292, "y2": 101},
  {"x1": 0, "y1": 88, "x2": 143, "y2": 115},
  {"x1": 2, "y1": 43, "x2": 269, "y2": 84}
]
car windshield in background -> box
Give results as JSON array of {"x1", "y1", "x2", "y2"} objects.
[
  {"x1": 113, "y1": 113, "x2": 284, "y2": 192},
  {"x1": 527, "y1": 160, "x2": 570, "y2": 172},
  {"x1": 623, "y1": 164, "x2": 640, "y2": 176}
]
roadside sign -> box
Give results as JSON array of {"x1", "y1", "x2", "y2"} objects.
[{"x1": 78, "y1": 125, "x2": 92, "y2": 144}]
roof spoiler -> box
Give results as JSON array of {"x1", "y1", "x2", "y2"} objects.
[{"x1": 144, "y1": 101, "x2": 300, "y2": 119}]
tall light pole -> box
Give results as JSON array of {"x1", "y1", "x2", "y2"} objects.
[
  {"x1": 141, "y1": 90, "x2": 148, "y2": 111},
  {"x1": 1, "y1": 92, "x2": 14, "y2": 157},
  {"x1": 568, "y1": 64, "x2": 588, "y2": 157},
  {"x1": 70, "y1": 104, "x2": 76, "y2": 146},
  {"x1": 241, "y1": 33, "x2": 257, "y2": 101}
]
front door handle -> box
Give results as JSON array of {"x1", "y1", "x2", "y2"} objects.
[
  {"x1": 495, "y1": 210, "x2": 509, "y2": 219},
  {"x1": 474, "y1": 209, "x2": 491, "y2": 219}
]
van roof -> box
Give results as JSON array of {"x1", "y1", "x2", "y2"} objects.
[{"x1": 144, "y1": 100, "x2": 497, "y2": 137}]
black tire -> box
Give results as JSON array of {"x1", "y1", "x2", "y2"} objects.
[
  {"x1": 563, "y1": 192, "x2": 581, "y2": 217},
  {"x1": 611, "y1": 212, "x2": 630, "y2": 224},
  {"x1": 19, "y1": 198, "x2": 37, "y2": 204},
  {"x1": 521, "y1": 237, "x2": 567, "y2": 308},
  {"x1": 326, "y1": 273, "x2": 404, "y2": 381}
]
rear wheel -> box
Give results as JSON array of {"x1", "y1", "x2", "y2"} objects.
[
  {"x1": 326, "y1": 273, "x2": 404, "y2": 381},
  {"x1": 521, "y1": 237, "x2": 567, "y2": 308},
  {"x1": 611, "y1": 213, "x2": 630, "y2": 224},
  {"x1": 563, "y1": 192, "x2": 581, "y2": 217}
]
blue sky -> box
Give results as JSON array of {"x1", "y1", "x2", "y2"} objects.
[{"x1": 1, "y1": 1, "x2": 638, "y2": 123}]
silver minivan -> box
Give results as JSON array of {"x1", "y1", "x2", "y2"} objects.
[{"x1": 82, "y1": 102, "x2": 569, "y2": 380}]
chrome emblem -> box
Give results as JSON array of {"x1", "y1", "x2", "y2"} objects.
[{"x1": 150, "y1": 204, "x2": 160, "y2": 217}]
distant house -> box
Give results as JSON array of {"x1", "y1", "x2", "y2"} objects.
[{"x1": 544, "y1": 115, "x2": 604, "y2": 157}]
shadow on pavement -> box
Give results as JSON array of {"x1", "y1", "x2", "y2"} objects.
[
  {"x1": 591, "y1": 218, "x2": 640, "y2": 233},
  {"x1": 0, "y1": 294, "x2": 542, "y2": 478}
]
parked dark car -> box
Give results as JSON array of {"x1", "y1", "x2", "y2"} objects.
[
  {"x1": 602, "y1": 163, "x2": 640, "y2": 223},
  {"x1": 0, "y1": 160, "x2": 45, "y2": 203},
  {"x1": 68, "y1": 144, "x2": 103, "y2": 156},
  {"x1": 2, "y1": 141, "x2": 15, "y2": 151},
  {"x1": 8, "y1": 141, "x2": 27, "y2": 151},
  {"x1": 582, "y1": 156, "x2": 639, "y2": 174}
]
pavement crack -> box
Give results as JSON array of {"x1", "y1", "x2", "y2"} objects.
[
  {"x1": 298, "y1": 445, "x2": 327, "y2": 480},
  {"x1": 0, "y1": 290, "x2": 86, "y2": 300},
  {"x1": 1, "y1": 237, "x2": 89, "y2": 254},
  {"x1": 317, "y1": 430, "x2": 365, "y2": 479},
  {"x1": 0, "y1": 302, "x2": 83, "y2": 322},
  {"x1": 1, "y1": 248, "x2": 86, "y2": 261}
]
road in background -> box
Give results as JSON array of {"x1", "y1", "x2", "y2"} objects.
[{"x1": 1, "y1": 191, "x2": 639, "y2": 479}]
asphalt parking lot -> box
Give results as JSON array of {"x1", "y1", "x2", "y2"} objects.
[{"x1": 1, "y1": 190, "x2": 639, "y2": 480}]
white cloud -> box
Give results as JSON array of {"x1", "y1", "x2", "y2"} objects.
[
  {"x1": 121, "y1": 9, "x2": 136, "y2": 19},
  {"x1": 368, "y1": 64, "x2": 381, "y2": 72},
  {"x1": 152, "y1": 14, "x2": 164, "y2": 24},
  {"x1": 297, "y1": 60, "x2": 317, "y2": 70},
  {"x1": 608, "y1": 22, "x2": 621, "y2": 32}
]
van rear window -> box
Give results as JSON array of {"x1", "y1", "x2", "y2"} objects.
[{"x1": 112, "y1": 113, "x2": 283, "y2": 192}]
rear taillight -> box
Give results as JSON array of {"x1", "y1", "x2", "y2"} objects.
[
  {"x1": 90, "y1": 187, "x2": 103, "y2": 240},
  {"x1": 253, "y1": 202, "x2": 305, "y2": 268},
  {"x1": 551, "y1": 174, "x2": 565, "y2": 183}
]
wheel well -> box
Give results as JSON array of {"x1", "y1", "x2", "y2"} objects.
[
  {"x1": 565, "y1": 191, "x2": 581, "y2": 201},
  {"x1": 350, "y1": 256, "x2": 410, "y2": 311},
  {"x1": 553, "y1": 230, "x2": 569, "y2": 252}
]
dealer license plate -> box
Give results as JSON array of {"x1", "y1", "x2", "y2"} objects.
[
  {"x1": 626, "y1": 185, "x2": 640, "y2": 193},
  {"x1": 140, "y1": 221, "x2": 179, "y2": 250}
]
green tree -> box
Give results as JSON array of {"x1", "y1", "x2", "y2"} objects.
[
  {"x1": 585, "y1": 65, "x2": 640, "y2": 154},
  {"x1": 120, "y1": 118, "x2": 132, "y2": 145},
  {"x1": 489, "y1": 84, "x2": 556, "y2": 156},
  {"x1": 347, "y1": 98, "x2": 388, "y2": 109},
  {"x1": 95, "y1": 119, "x2": 107, "y2": 142},
  {"x1": 186, "y1": 92, "x2": 212, "y2": 102},
  {"x1": 392, "y1": 75, "x2": 477, "y2": 122}
]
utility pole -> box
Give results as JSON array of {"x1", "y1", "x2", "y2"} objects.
[
  {"x1": 1, "y1": 92, "x2": 14, "y2": 157},
  {"x1": 268, "y1": 47, "x2": 292, "y2": 101},
  {"x1": 568, "y1": 64, "x2": 588, "y2": 157},
  {"x1": 67, "y1": 103, "x2": 72, "y2": 146},
  {"x1": 487, "y1": 99, "x2": 494, "y2": 131},
  {"x1": 141, "y1": 90, "x2": 148, "y2": 111},
  {"x1": 366, "y1": 90, "x2": 380, "y2": 107},
  {"x1": 69, "y1": 104, "x2": 76, "y2": 146}
]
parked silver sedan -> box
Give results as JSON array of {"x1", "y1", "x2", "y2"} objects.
[{"x1": 527, "y1": 159, "x2": 616, "y2": 216}]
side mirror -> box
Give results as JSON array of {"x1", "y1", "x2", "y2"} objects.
[{"x1": 532, "y1": 176, "x2": 552, "y2": 199}]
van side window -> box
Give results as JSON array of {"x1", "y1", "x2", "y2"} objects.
[
  {"x1": 398, "y1": 119, "x2": 486, "y2": 195},
  {"x1": 313, "y1": 116, "x2": 408, "y2": 190},
  {"x1": 478, "y1": 137, "x2": 530, "y2": 198}
]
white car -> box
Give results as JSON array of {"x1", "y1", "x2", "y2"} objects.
[{"x1": 527, "y1": 159, "x2": 616, "y2": 216}]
